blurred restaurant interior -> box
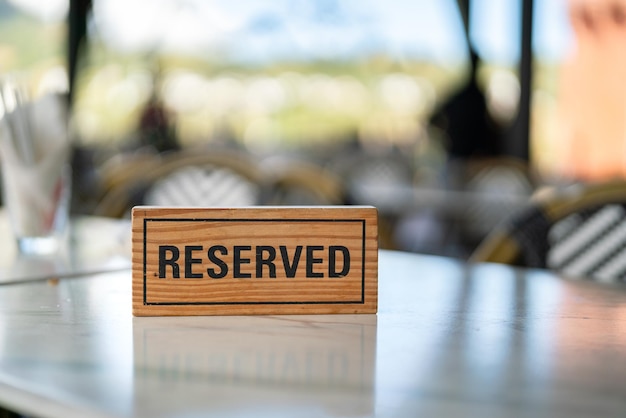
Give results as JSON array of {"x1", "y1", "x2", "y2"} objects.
[{"x1": 1, "y1": 0, "x2": 625, "y2": 260}]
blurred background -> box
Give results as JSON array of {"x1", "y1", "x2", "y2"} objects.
[{"x1": 1, "y1": 0, "x2": 625, "y2": 258}]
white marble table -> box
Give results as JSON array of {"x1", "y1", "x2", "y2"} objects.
[{"x1": 0, "y1": 250, "x2": 625, "y2": 417}]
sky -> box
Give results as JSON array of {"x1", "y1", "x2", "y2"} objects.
[
  {"x1": 7, "y1": 0, "x2": 574, "y2": 65},
  {"x1": 472, "y1": 0, "x2": 573, "y2": 63},
  {"x1": 91, "y1": 0, "x2": 573, "y2": 64}
]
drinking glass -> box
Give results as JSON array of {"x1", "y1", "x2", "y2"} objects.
[{"x1": 0, "y1": 80, "x2": 71, "y2": 255}]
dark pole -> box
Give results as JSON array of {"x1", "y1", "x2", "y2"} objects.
[
  {"x1": 68, "y1": 0, "x2": 91, "y2": 108},
  {"x1": 456, "y1": 0, "x2": 470, "y2": 40},
  {"x1": 507, "y1": 0, "x2": 534, "y2": 161}
]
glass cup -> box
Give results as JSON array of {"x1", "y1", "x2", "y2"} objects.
[{"x1": 0, "y1": 82, "x2": 71, "y2": 255}]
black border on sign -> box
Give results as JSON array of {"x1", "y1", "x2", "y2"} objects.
[{"x1": 143, "y1": 218, "x2": 367, "y2": 306}]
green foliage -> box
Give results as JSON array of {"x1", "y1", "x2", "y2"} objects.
[{"x1": 0, "y1": 14, "x2": 65, "y2": 72}]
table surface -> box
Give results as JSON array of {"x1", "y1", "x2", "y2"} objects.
[{"x1": 0, "y1": 247, "x2": 625, "y2": 418}]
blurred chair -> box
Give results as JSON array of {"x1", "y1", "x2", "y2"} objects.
[
  {"x1": 333, "y1": 150, "x2": 415, "y2": 206},
  {"x1": 93, "y1": 148, "x2": 266, "y2": 218},
  {"x1": 262, "y1": 159, "x2": 347, "y2": 206},
  {"x1": 448, "y1": 157, "x2": 537, "y2": 247},
  {"x1": 470, "y1": 180, "x2": 626, "y2": 282},
  {"x1": 96, "y1": 151, "x2": 164, "y2": 198}
]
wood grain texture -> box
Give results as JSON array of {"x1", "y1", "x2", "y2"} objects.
[{"x1": 132, "y1": 206, "x2": 378, "y2": 316}]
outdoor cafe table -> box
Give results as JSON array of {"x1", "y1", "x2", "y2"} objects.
[{"x1": 0, "y1": 243, "x2": 625, "y2": 417}]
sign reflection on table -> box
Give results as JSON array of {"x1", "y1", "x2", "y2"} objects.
[{"x1": 133, "y1": 315, "x2": 376, "y2": 415}]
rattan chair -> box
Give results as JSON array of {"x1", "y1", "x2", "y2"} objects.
[
  {"x1": 262, "y1": 159, "x2": 347, "y2": 206},
  {"x1": 445, "y1": 157, "x2": 537, "y2": 247},
  {"x1": 470, "y1": 180, "x2": 626, "y2": 282},
  {"x1": 94, "y1": 148, "x2": 267, "y2": 218}
]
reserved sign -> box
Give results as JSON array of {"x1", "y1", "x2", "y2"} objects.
[{"x1": 131, "y1": 206, "x2": 378, "y2": 316}]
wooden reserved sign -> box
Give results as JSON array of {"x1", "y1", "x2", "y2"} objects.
[{"x1": 132, "y1": 206, "x2": 378, "y2": 316}]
